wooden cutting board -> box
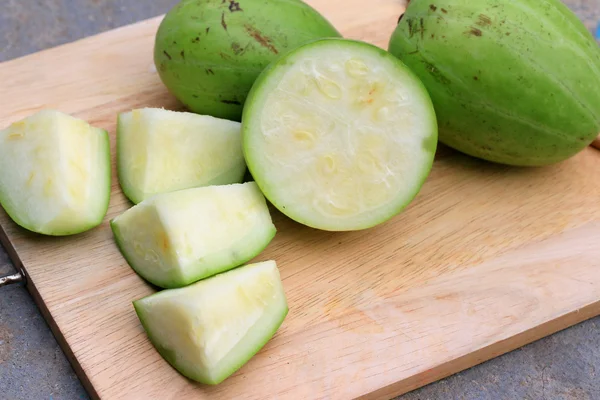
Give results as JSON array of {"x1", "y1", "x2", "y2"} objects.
[{"x1": 2, "y1": 0, "x2": 600, "y2": 399}]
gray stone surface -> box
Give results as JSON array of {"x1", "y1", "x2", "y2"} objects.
[
  {"x1": 0, "y1": 1, "x2": 599, "y2": 399},
  {"x1": 402, "y1": 321, "x2": 600, "y2": 400}
]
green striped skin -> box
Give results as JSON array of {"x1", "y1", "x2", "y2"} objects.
[
  {"x1": 389, "y1": 0, "x2": 600, "y2": 166},
  {"x1": 154, "y1": 0, "x2": 341, "y2": 121}
]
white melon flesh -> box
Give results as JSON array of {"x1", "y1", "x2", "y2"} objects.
[
  {"x1": 111, "y1": 182, "x2": 276, "y2": 288},
  {"x1": 243, "y1": 38, "x2": 438, "y2": 231},
  {"x1": 133, "y1": 260, "x2": 288, "y2": 385},
  {"x1": 0, "y1": 110, "x2": 110, "y2": 236},
  {"x1": 117, "y1": 108, "x2": 246, "y2": 204}
]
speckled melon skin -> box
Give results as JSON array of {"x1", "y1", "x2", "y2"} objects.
[
  {"x1": 154, "y1": 0, "x2": 341, "y2": 121},
  {"x1": 389, "y1": 0, "x2": 600, "y2": 166}
]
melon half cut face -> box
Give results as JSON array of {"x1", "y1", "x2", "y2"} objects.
[{"x1": 243, "y1": 38, "x2": 438, "y2": 231}]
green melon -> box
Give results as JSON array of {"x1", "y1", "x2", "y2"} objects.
[
  {"x1": 154, "y1": 0, "x2": 341, "y2": 121},
  {"x1": 388, "y1": 0, "x2": 600, "y2": 166}
]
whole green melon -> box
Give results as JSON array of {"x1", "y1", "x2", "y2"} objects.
[
  {"x1": 154, "y1": 0, "x2": 341, "y2": 121},
  {"x1": 388, "y1": 0, "x2": 600, "y2": 166}
]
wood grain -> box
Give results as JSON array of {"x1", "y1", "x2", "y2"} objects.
[{"x1": 2, "y1": 1, "x2": 600, "y2": 399}]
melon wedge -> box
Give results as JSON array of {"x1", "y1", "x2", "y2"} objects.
[
  {"x1": 117, "y1": 108, "x2": 246, "y2": 204},
  {"x1": 242, "y1": 38, "x2": 438, "y2": 231},
  {"x1": 0, "y1": 110, "x2": 110, "y2": 236},
  {"x1": 111, "y1": 182, "x2": 276, "y2": 288},
  {"x1": 133, "y1": 260, "x2": 288, "y2": 385}
]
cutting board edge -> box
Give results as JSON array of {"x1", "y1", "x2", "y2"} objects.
[
  {"x1": 0, "y1": 223, "x2": 100, "y2": 400},
  {"x1": 26, "y1": 274, "x2": 101, "y2": 400},
  {"x1": 359, "y1": 300, "x2": 600, "y2": 400}
]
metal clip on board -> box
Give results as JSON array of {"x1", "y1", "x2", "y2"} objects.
[{"x1": 0, "y1": 269, "x2": 25, "y2": 288}]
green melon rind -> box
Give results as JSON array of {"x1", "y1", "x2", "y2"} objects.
[
  {"x1": 116, "y1": 113, "x2": 143, "y2": 205},
  {"x1": 388, "y1": 0, "x2": 600, "y2": 166},
  {"x1": 154, "y1": 0, "x2": 342, "y2": 121},
  {"x1": 80, "y1": 127, "x2": 111, "y2": 235},
  {"x1": 132, "y1": 265, "x2": 289, "y2": 385},
  {"x1": 242, "y1": 38, "x2": 438, "y2": 231},
  {"x1": 181, "y1": 223, "x2": 276, "y2": 286},
  {"x1": 0, "y1": 127, "x2": 111, "y2": 236}
]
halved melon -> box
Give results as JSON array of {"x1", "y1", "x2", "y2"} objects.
[
  {"x1": 0, "y1": 110, "x2": 110, "y2": 236},
  {"x1": 133, "y1": 260, "x2": 288, "y2": 385},
  {"x1": 117, "y1": 108, "x2": 246, "y2": 204},
  {"x1": 111, "y1": 182, "x2": 276, "y2": 288},
  {"x1": 242, "y1": 38, "x2": 438, "y2": 231}
]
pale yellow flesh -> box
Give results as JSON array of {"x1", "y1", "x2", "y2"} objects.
[
  {"x1": 0, "y1": 110, "x2": 109, "y2": 235},
  {"x1": 135, "y1": 260, "x2": 288, "y2": 383},
  {"x1": 118, "y1": 108, "x2": 246, "y2": 204},
  {"x1": 112, "y1": 182, "x2": 276, "y2": 287},
  {"x1": 245, "y1": 43, "x2": 436, "y2": 230}
]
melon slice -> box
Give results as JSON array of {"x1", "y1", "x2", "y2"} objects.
[
  {"x1": 111, "y1": 182, "x2": 276, "y2": 288},
  {"x1": 0, "y1": 110, "x2": 110, "y2": 236},
  {"x1": 117, "y1": 108, "x2": 246, "y2": 204},
  {"x1": 242, "y1": 38, "x2": 438, "y2": 231},
  {"x1": 133, "y1": 260, "x2": 288, "y2": 385}
]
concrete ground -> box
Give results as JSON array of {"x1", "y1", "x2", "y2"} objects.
[{"x1": 1, "y1": 1, "x2": 599, "y2": 399}]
